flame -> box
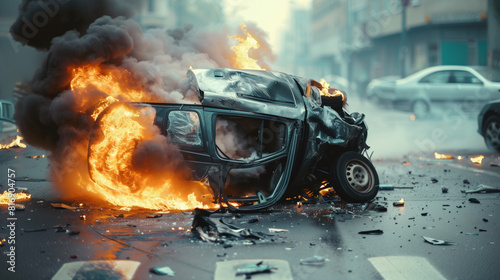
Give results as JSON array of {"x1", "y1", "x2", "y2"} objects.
[
  {"x1": 0, "y1": 191, "x2": 31, "y2": 205},
  {"x1": 0, "y1": 135, "x2": 27, "y2": 149},
  {"x1": 229, "y1": 23, "x2": 264, "y2": 70},
  {"x1": 67, "y1": 65, "x2": 216, "y2": 210},
  {"x1": 470, "y1": 155, "x2": 484, "y2": 165},
  {"x1": 318, "y1": 79, "x2": 345, "y2": 101},
  {"x1": 434, "y1": 152, "x2": 453, "y2": 159}
]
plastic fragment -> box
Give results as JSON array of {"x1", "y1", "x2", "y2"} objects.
[
  {"x1": 146, "y1": 213, "x2": 162, "y2": 218},
  {"x1": 358, "y1": 229, "x2": 383, "y2": 235},
  {"x1": 463, "y1": 184, "x2": 500, "y2": 194},
  {"x1": 422, "y1": 236, "x2": 455, "y2": 245},
  {"x1": 51, "y1": 203, "x2": 77, "y2": 210},
  {"x1": 150, "y1": 266, "x2": 175, "y2": 276},
  {"x1": 269, "y1": 228, "x2": 289, "y2": 233},
  {"x1": 235, "y1": 261, "x2": 276, "y2": 276},
  {"x1": 441, "y1": 187, "x2": 448, "y2": 193},
  {"x1": 248, "y1": 218, "x2": 259, "y2": 223},
  {"x1": 299, "y1": 256, "x2": 329, "y2": 266},
  {"x1": 469, "y1": 198, "x2": 480, "y2": 204}
]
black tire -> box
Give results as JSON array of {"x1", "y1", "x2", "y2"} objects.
[
  {"x1": 412, "y1": 100, "x2": 429, "y2": 118},
  {"x1": 483, "y1": 115, "x2": 500, "y2": 153},
  {"x1": 331, "y1": 151, "x2": 379, "y2": 203}
]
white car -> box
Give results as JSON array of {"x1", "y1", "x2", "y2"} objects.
[{"x1": 367, "y1": 66, "x2": 500, "y2": 117}]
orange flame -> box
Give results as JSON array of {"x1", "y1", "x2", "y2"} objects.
[
  {"x1": 470, "y1": 155, "x2": 484, "y2": 165},
  {"x1": 0, "y1": 190, "x2": 31, "y2": 205},
  {"x1": 68, "y1": 65, "x2": 216, "y2": 210},
  {"x1": 0, "y1": 135, "x2": 27, "y2": 149},
  {"x1": 229, "y1": 23, "x2": 264, "y2": 70},
  {"x1": 318, "y1": 79, "x2": 345, "y2": 101},
  {"x1": 434, "y1": 152, "x2": 453, "y2": 159}
]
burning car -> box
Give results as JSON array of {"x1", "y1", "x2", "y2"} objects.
[{"x1": 90, "y1": 68, "x2": 379, "y2": 211}]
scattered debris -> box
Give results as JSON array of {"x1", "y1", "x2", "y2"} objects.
[
  {"x1": 431, "y1": 178, "x2": 438, "y2": 183},
  {"x1": 150, "y1": 266, "x2": 175, "y2": 276},
  {"x1": 51, "y1": 203, "x2": 77, "y2": 210},
  {"x1": 67, "y1": 230, "x2": 80, "y2": 236},
  {"x1": 483, "y1": 218, "x2": 489, "y2": 222},
  {"x1": 463, "y1": 184, "x2": 500, "y2": 194},
  {"x1": 479, "y1": 229, "x2": 487, "y2": 232},
  {"x1": 393, "y1": 198, "x2": 405, "y2": 207},
  {"x1": 248, "y1": 218, "x2": 259, "y2": 223},
  {"x1": 80, "y1": 215, "x2": 86, "y2": 220},
  {"x1": 115, "y1": 214, "x2": 124, "y2": 218},
  {"x1": 269, "y1": 228, "x2": 289, "y2": 233},
  {"x1": 468, "y1": 198, "x2": 480, "y2": 204},
  {"x1": 441, "y1": 187, "x2": 448, "y2": 193},
  {"x1": 15, "y1": 204, "x2": 25, "y2": 211},
  {"x1": 465, "y1": 233, "x2": 478, "y2": 236},
  {"x1": 70, "y1": 255, "x2": 78, "y2": 259},
  {"x1": 191, "y1": 208, "x2": 267, "y2": 243},
  {"x1": 358, "y1": 229, "x2": 383, "y2": 235},
  {"x1": 236, "y1": 261, "x2": 277, "y2": 276},
  {"x1": 146, "y1": 213, "x2": 162, "y2": 218},
  {"x1": 421, "y1": 212, "x2": 428, "y2": 216},
  {"x1": 463, "y1": 179, "x2": 470, "y2": 184},
  {"x1": 378, "y1": 184, "x2": 414, "y2": 191},
  {"x1": 299, "y1": 256, "x2": 329, "y2": 266},
  {"x1": 422, "y1": 236, "x2": 455, "y2": 245},
  {"x1": 215, "y1": 259, "x2": 291, "y2": 280}
]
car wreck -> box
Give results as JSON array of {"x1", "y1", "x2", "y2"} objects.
[{"x1": 91, "y1": 68, "x2": 379, "y2": 211}]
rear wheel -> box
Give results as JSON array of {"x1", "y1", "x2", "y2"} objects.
[
  {"x1": 483, "y1": 115, "x2": 500, "y2": 153},
  {"x1": 331, "y1": 151, "x2": 379, "y2": 203}
]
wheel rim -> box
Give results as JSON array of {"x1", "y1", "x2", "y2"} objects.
[
  {"x1": 345, "y1": 160, "x2": 375, "y2": 193},
  {"x1": 485, "y1": 120, "x2": 500, "y2": 151},
  {"x1": 413, "y1": 101, "x2": 428, "y2": 117}
]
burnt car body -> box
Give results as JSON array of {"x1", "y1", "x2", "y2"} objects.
[
  {"x1": 477, "y1": 99, "x2": 500, "y2": 153},
  {"x1": 107, "y1": 68, "x2": 379, "y2": 211}
]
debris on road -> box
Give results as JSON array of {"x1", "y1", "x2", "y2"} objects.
[
  {"x1": 150, "y1": 266, "x2": 175, "y2": 276},
  {"x1": 393, "y1": 198, "x2": 405, "y2": 207},
  {"x1": 269, "y1": 228, "x2": 289, "y2": 233},
  {"x1": 463, "y1": 184, "x2": 500, "y2": 194},
  {"x1": 51, "y1": 203, "x2": 77, "y2": 210},
  {"x1": 422, "y1": 236, "x2": 455, "y2": 245},
  {"x1": 463, "y1": 179, "x2": 470, "y2": 184},
  {"x1": 146, "y1": 213, "x2": 162, "y2": 218},
  {"x1": 358, "y1": 229, "x2": 384, "y2": 235},
  {"x1": 468, "y1": 198, "x2": 480, "y2": 204},
  {"x1": 431, "y1": 178, "x2": 439, "y2": 183},
  {"x1": 215, "y1": 259, "x2": 291, "y2": 279},
  {"x1": 378, "y1": 184, "x2": 414, "y2": 191},
  {"x1": 191, "y1": 208, "x2": 267, "y2": 244},
  {"x1": 235, "y1": 261, "x2": 277, "y2": 276},
  {"x1": 299, "y1": 256, "x2": 330, "y2": 266},
  {"x1": 248, "y1": 217, "x2": 260, "y2": 223}
]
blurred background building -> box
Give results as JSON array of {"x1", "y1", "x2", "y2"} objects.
[{"x1": 293, "y1": 0, "x2": 497, "y2": 96}]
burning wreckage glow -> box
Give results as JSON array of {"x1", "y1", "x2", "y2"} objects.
[
  {"x1": 57, "y1": 23, "x2": 268, "y2": 210},
  {"x1": 70, "y1": 65, "x2": 215, "y2": 210},
  {"x1": 0, "y1": 191, "x2": 31, "y2": 205},
  {"x1": 0, "y1": 135, "x2": 27, "y2": 149}
]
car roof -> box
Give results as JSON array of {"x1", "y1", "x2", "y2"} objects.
[{"x1": 188, "y1": 68, "x2": 306, "y2": 120}]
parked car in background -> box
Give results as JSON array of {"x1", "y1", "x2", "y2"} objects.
[
  {"x1": 478, "y1": 99, "x2": 500, "y2": 153},
  {"x1": 367, "y1": 66, "x2": 500, "y2": 118}
]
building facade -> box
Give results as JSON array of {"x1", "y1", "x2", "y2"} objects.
[{"x1": 308, "y1": 0, "x2": 489, "y2": 96}]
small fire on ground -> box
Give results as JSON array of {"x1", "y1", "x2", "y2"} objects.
[
  {"x1": 0, "y1": 135, "x2": 27, "y2": 149},
  {"x1": 0, "y1": 191, "x2": 31, "y2": 205}
]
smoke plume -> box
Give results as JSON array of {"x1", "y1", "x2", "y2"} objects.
[{"x1": 11, "y1": 2, "x2": 274, "y2": 206}]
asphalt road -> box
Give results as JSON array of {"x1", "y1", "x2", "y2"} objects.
[
  {"x1": 1, "y1": 104, "x2": 500, "y2": 280},
  {"x1": 1, "y1": 143, "x2": 500, "y2": 280}
]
